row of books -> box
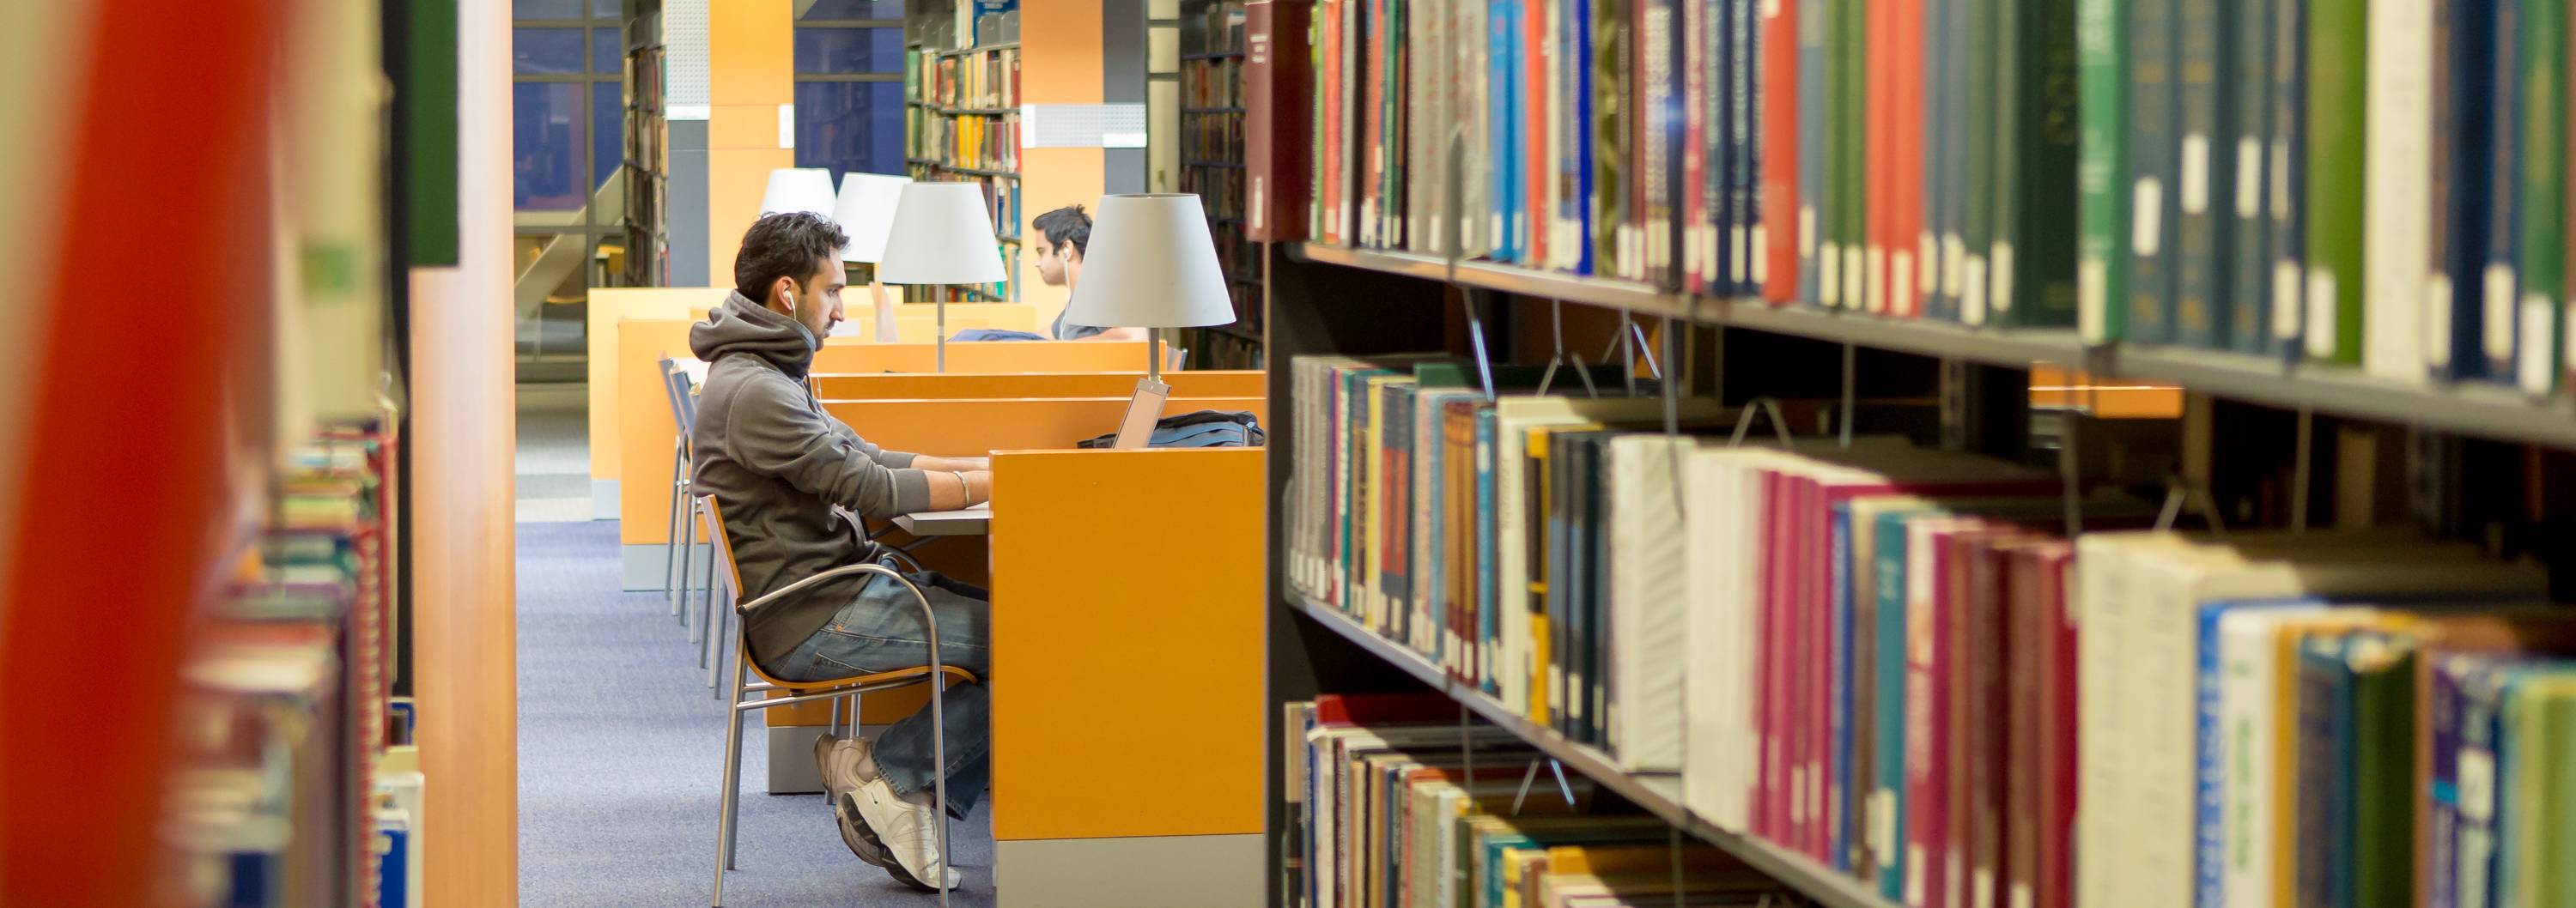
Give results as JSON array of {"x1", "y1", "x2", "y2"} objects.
[
  {"x1": 1194, "y1": 0, "x2": 1249, "y2": 54},
  {"x1": 1185, "y1": 57, "x2": 1247, "y2": 108},
  {"x1": 1291, "y1": 693, "x2": 1796, "y2": 908},
  {"x1": 906, "y1": 108, "x2": 1019, "y2": 173},
  {"x1": 1286, "y1": 352, "x2": 2576, "y2": 908},
  {"x1": 1254, "y1": 0, "x2": 2576, "y2": 393},
  {"x1": 1182, "y1": 115, "x2": 1247, "y2": 166},
  {"x1": 167, "y1": 429, "x2": 402, "y2": 907},
  {"x1": 914, "y1": 44, "x2": 1021, "y2": 111}
]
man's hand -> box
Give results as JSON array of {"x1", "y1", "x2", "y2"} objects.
[{"x1": 924, "y1": 469, "x2": 993, "y2": 511}]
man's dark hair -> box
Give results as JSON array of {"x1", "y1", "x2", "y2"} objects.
[
  {"x1": 733, "y1": 211, "x2": 848, "y2": 303},
  {"x1": 1033, "y1": 204, "x2": 1091, "y2": 257}
]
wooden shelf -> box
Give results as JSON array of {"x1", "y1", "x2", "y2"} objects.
[
  {"x1": 1182, "y1": 106, "x2": 1249, "y2": 114},
  {"x1": 1285, "y1": 595, "x2": 1905, "y2": 908},
  {"x1": 1281, "y1": 242, "x2": 2576, "y2": 449},
  {"x1": 1182, "y1": 50, "x2": 1246, "y2": 60}
]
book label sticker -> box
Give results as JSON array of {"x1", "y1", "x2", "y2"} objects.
[
  {"x1": 2485, "y1": 264, "x2": 2518, "y2": 361},
  {"x1": 1765, "y1": 0, "x2": 1783, "y2": 17},
  {"x1": 2427, "y1": 276, "x2": 2454, "y2": 367},
  {"x1": 1919, "y1": 232, "x2": 1940, "y2": 294},
  {"x1": 1846, "y1": 252, "x2": 1867, "y2": 313},
  {"x1": 2132, "y1": 179, "x2": 2163, "y2": 257},
  {"x1": 2180, "y1": 134, "x2": 2210, "y2": 215},
  {"x1": 1802, "y1": 205, "x2": 1820, "y2": 259},
  {"x1": 2520, "y1": 294, "x2": 2555, "y2": 393},
  {"x1": 1823, "y1": 243, "x2": 1845, "y2": 306},
  {"x1": 2081, "y1": 258, "x2": 2108, "y2": 342},
  {"x1": 1963, "y1": 257, "x2": 1991, "y2": 325},
  {"x1": 1907, "y1": 846, "x2": 1929, "y2": 908},
  {"x1": 2306, "y1": 269, "x2": 2338, "y2": 358},
  {"x1": 2012, "y1": 882, "x2": 2035, "y2": 908},
  {"x1": 1871, "y1": 790, "x2": 1897, "y2": 861},
  {"x1": 1752, "y1": 226, "x2": 1770, "y2": 284},
  {"x1": 1992, "y1": 241, "x2": 2017, "y2": 312},
  {"x1": 2273, "y1": 261, "x2": 2304, "y2": 340},
  {"x1": 2460, "y1": 748, "x2": 2494, "y2": 821},
  {"x1": 1893, "y1": 251, "x2": 1916, "y2": 316},
  {"x1": 2236, "y1": 136, "x2": 2263, "y2": 219},
  {"x1": 1975, "y1": 869, "x2": 1996, "y2": 908}
]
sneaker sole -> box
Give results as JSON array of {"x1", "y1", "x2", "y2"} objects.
[{"x1": 833, "y1": 792, "x2": 950, "y2": 893}]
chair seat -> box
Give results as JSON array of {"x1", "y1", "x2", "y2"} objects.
[{"x1": 743, "y1": 657, "x2": 977, "y2": 695}]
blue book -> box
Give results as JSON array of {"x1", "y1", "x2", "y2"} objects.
[
  {"x1": 2430, "y1": 0, "x2": 2499, "y2": 379},
  {"x1": 1871, "y1": 510, "x2": 1918, "y2": 903},
  {"x1": 2226, "y1": 0, "x2": 2275, "y2": 353},
  {"x1": 2482, "y1": 0, "x2": 2526, "y2": 384},
  {"x1": 2191, "y1": 598, "x2": 2327, "y2": 908},
  {"x1": 2427, "y1": 654, "x2": 2477, "y2": 908},
  {"x1": 1798, "y1": 0, "x2": 1828, "y2": 302},
  {"x1": 2125, "y1": 0, "x2": 2181, "y2": 342},
  {"x1": 2266, "y1": 0, "x2": 2306, "y2": 359},
  {"x1": 376, "y1": 816, "x2": 410, "y2": 908},
  {"x1": 1712, "y1": 0, "x2": 1735, "y2": 289},
  {"x1": 1571, "y1": 0, "x2": 1595, "y2": 275},
  {"x1": 1728, "y1": 0, "x2": 1760, "y2": 294},
  {"x1": 2293, "y1": 633, "x2": 2359, "y2": 908}
]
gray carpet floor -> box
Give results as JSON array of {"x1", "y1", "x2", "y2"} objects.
[{"x1": 518, "y1": 519, "x2": 997, "y2": 907}]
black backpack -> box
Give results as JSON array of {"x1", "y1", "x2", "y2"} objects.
[{"x1": 1076, "y1": 409, "x2": 1267, "y2": 449}]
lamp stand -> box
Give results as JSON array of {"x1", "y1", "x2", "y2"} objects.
[
  {"x1": 934, "y1": 294, "x2": 949, "y2": 372},
  {"x1": 1145, "y1": 326, "x2": 1160, "y2": 384},
  {"x1": 871, "y1": 279, "x2": 898, "y2": 343}
]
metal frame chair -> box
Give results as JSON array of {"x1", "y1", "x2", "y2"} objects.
[
  {"x1": 660, "y1": 358, "x2": 704, "y2": 626},
  {"x1": 698, "y1": 496, "x2": 972, "y2": 907}
]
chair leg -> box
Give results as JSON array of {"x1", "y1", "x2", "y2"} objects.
[
  {"x1": 714, "y1": 661, "x2": 748, "y2": 905},
  {"x1": 662, "y1": 441, "x2": 685, "y2": 602},
  {"x1": 676, "y1": 491, "x2": 696, "y2": 624},
  {"x1": 696, "y1": 536, "x2": 718, "y2": 663},
  {"x1": 722, "y1": 651, "x2": 745, "y2": 868},
  {"x1": 930, "y1": 676, "x2": 951, "y2": 906},
  {"x1": 708, "y1": 595, "x2": 728, "y2": 696}
]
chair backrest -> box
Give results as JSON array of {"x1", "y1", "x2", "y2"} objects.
[{"x1": 696, "y1": 495, "x2": 744, "y2": 599}]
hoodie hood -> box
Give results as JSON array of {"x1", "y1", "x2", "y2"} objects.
[{"x1": 690, "y1": 291, "x2": 819, "y2": 378}]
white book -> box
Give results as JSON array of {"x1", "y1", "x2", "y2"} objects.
[
  {"x1": 1607, "y1": 434, "x2": 1719, "y2": 772},
  {"x1": 2072, "y1": 532, "x2": 2136, "y2": 908},
  {"x1": 1680, "y1": 447, "x2": 1794, "y2": 830},
  {"x1": 2360, "y1": 0, "x2": 2434, "y2": 380},
  {"x1": 2214, "y1": 605, "x2": 2344, "y2": 908}
]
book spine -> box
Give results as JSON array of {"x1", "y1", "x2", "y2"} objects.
[
  {"x1": 1839, "y1": 0, "x2": 1868, "y2": 314},
  {"x1": 2514, "y1": 0, "x2": 2567, "y2": 395},
  {"x1": 2035, "y1": 553, "x2": 2074, "y2": 908},
  {"x1": 2268, "y1": 0, "x2": 2308, "y2": 358},
  {"x1": 1710, "y1": 0, "x2": 1734, "y2": 292},
  {"x1": 2427, "y1": 657, "x2": 2468, "y2": 908},
  {"x1": 1830, "y1": 505, "x2": 1856, "y2": 871},
  {"x1": 2170, "y1": 0, "x2": 2232, "y2": 347},
  {"x1": 2360, "y1": 0, "x2": 2434, "y2": 378},
  {"x1": 1965, "y1": 543, "x2": 2011, "y2": 908},
  {"x1": 1682, "y1": 0, "x2": 1709, "y2": 289},
  {"x1": 1959, "y1": 0, "x2": 2002, "y2": 327},
  {"x1": 1935, "y1": 0, "x2": 1970, "y2": 322},
  {"x1": 2192, "y1": 608, "x2": 2228, "y2": 908},
  {"x1": 2301, "y1": 0, "x2": 2367, "y2": 365},
  {"x1": 2350, "y1": 639, "x2": 2419, "y2": 908},
  {"x1": 2124, "y1": 0, "x2": 2179, "y2": 342},
  {"x1": 1874, "y1": 515, "x2": 1913, "y2": 903},
  {"x1": 2227, "y1": 0, "x2": 2274, "y2": 354},
  {"x1": 2483, "y1": 0, "x2": 2525, "y2": 382},
  {"x1": 1904, "y1": 525, "x2": 1951, "y2": 908},
  {"x1": 2427, "y1": 0, "x2": 2493, "y2": 379},
  {"x1": 1248, "y1": 0, "x2": 1317, "y2": 242},
  {"x1": 1733, "y1": 0, "x2": 1762, "y2": 294},
  {"x1": 1893, "y1": 0, "x2": 1927, "y2": 318},
  {"x1": 1864, "y1": 0, "x2": 1894, "y2": 316},
  {"x1": 1762, "y1": 0, "x2": 1799, "y2": 300},
  {"x1": 2001, "y1": 0, "x2": 2083, "y2": 327},
  {"x1": 1804, "y1": 481, "x2": 1833, "y2": 861},
  {"x1": 1799, "y1": 0, "x2": 1829, "y2": 305},
  {"x1": 1923, "y1": 0, "x2": 1952, "y2": 319},
  {"x1": 1527, "y1": 0, "x2": 1550, "y2": 267}
]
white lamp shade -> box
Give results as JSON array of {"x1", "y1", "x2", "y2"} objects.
[
  {"x1": 758, "y1": 167, "x2": 836, "y2": 217},
  {"x1": 876, "y1": 182, "x2": 1007, "y2": 285},
  {"x1": 834, "y1": 173, "x2": 913, "y2": 263},
  {"x1": 1065, "y1": 193, "x2": 1237, "y2": 329}
]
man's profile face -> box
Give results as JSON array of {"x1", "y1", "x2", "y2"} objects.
[
  {"x1": 781, "y1": 256, "x2": 846, "y2": 338},
  {"x1": 1030, "y1": 240, "x2": 1068, "y2": 286}
]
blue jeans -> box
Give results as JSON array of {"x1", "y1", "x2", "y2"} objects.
[{"x1": 770, "y1": 560, "x2": 991, "y2": 815}]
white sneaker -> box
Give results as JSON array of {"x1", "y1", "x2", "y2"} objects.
[
  {"x1": 839, "y1": 768, "x2": 962, "y2": 891},
  {"x1": 817, "y1": 736, "x2": 889, "y2": 867}
]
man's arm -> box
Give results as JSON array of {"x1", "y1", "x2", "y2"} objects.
[
  {"x1": 726, "y1": 374, "x2": 933, "y2": 518},
  {"x1": 920, "y1": 468, "x2": 993, "y2": 510}
]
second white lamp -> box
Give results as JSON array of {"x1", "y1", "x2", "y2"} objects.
[
  {"x1": 1063, "y1": 192, "x2": 1238, "y2": 383},
  {"x1": 877, "y1": 181, "x2": 1007, "y2": 371},
  {"x1": 758, "y1": 167, "x2": 836, "y2": 216},
  {"x1": 833, "y1": 172, "x2": 912, "y2": 341}
]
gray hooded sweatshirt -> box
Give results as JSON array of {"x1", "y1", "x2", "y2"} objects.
[{"x1": 690, "y1": 291, "x2": 935, "y2": 666}]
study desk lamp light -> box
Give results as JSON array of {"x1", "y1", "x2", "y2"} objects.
[
  {"x1": 833, "y1": 173, "x2": 913, "y2": 342},
  {"x1": 1061, "y1": 193, "x2": 1237, "y2": 445},
  {"x1": 875, "y1": 181, "x2": 1008, "y2": 372}
]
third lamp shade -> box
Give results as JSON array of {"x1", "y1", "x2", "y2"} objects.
[
  {"x1": 758, "y1": 167, "x2": 835, "y2": 217},
  {"x1": 834, "y1": 173, "x2": 912, "y2": 263},
  {"x1": 875, "y1": 182, "x2": 1007, "y2": 285},
  {"x1": 1065, "y1": 193, "x2": 1236, "y2": 329}
]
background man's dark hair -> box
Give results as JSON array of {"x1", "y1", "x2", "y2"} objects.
[
  {"x1": 733, "y1": 211, "x2": 848, "y2": 302},
  {"x1": 1032, "y1": 204, "x2": 1091, "y2": 257}
]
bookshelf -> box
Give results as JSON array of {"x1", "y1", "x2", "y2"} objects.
[
  {"x1": 1177, "y1": 0, "x2": 1260, "y2": 369},
  {"x1": 1254, "y1": 1, "x2": 2576, "y2": 905},
  {"x1": 902, "y1": 37, "x2": 1022, "y2": 304}
]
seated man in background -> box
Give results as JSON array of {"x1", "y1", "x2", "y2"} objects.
[
  {"x1": 690, "y1": 211, "x2": 991, "y2": 892},
  {"x1": 1030, "y1": 204, "x2": 1147, "y2": 342}
]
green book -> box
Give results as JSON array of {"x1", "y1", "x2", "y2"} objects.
[
  {"x1": 2512, "y1": 0, "x2": 2566, "y2": 394},
  {"x1": 1589, "y1": 0, "x2": 1630, "y2": 278},
  {"x1": 2301, "y1": 0, "x2": 2366, "y2": 365},
  {"x1": 2125, "y1": 0, "x2": 2178, "y2": 343},
  {"x1": 2077, "y1": 0, "x2": 2129, "y2": 342},
  {"x1": 2539, "y1": 677, "x2": 2576, "y2": 906},
  {"x1": 1992, "y1": 0, "x2": 2084, "y2": 326},
  {"x1": 1960, "y1": 0, "x2": 2002, "y2": 325},
  {"x1": 2346, "y1": 631, "x2": 2419, "y2": 908},
  {"x1": 2227, "y1": 0, "x2": 2276, "y2": 353},
  {"x1": 1835, "y1": 0, "x2": 1868, "y2": 311}
]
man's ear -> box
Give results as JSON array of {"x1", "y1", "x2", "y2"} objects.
[{"x1": 774, "y1": 275, "x2": 798, "y2": 305}]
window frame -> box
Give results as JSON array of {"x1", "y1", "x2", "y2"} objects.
[{"x1": 793, "y1": 17, "x2": 908, "y2": 181}]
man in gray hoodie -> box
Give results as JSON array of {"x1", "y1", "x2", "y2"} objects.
[{"x1": 691, "y1": 211, "x2": 990, "y2": 892}]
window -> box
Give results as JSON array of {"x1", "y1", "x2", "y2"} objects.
[
  {"x1": 793, "y1": 4, "x2": 905, "y2": 184},
  {"x1": 511, "y1": 1, "x2": 623, "y2": 211}
]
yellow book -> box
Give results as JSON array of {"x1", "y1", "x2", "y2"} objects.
[{"x1": 1519, "y1": 422, "x2": 1602, "y2": 728}]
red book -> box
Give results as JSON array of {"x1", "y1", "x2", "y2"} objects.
[
  {"x1": 1317, "y1": 0, "x2": 1344, "y2": 245},
  {"x1": 2003, "y1": 542, "x2": 2063, "y2": 908},
  {"x1": 1801, "y1": 473, "x2": 1832, "y2": 860},
  {"x1": 1681, "y1": 0, "x2": 1710, "y2": 290},
  {"x1": 1905, "y1": 517, "x2": 1968, "y2": 908},
  {"x1": 1314, "y1": 691, "x2": 1458, "y2": 726},
  {"x1": 1888, "y1": 0, "x2": 1925, "y2": 317},
  {"x1": 2035, "y1": 545, "x2": 2078, "y2": 908},
  {"x1": 1244, "y1": 0, "x2": 1316, "y2": 243},
  {"x1": 1959, "y1": 529, "x2": 2038, "y2": 908},
  {"x1": 1523, "y1": 0, "x2": 1551, "y2": 267},
  {"x1": 1752, "y1": 468, "x2": 1781, "y2": 843},
  {"x1": 1760, "y1": 0, "x2": 1801, "y2": 302},
  {"x1": 1358, "y1": 0, "x2": 1384, "y2": 247}
]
